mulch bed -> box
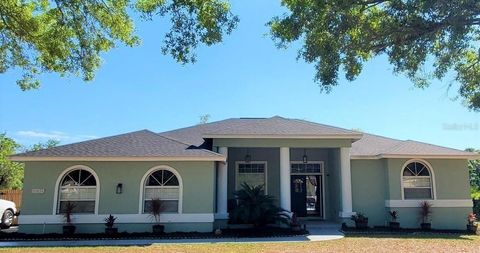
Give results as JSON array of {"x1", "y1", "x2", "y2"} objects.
[
  {"x1": 0, "y1": 227, "x2": 308, "y2": 241},
  {"x1": 342, "y1": 226, "x2": 473, "y2": 236}
]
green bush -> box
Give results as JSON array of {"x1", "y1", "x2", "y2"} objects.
[{"x1": 229, "y1": 183, "x2": 289, "y2": 227}]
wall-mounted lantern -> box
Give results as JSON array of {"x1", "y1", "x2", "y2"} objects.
[{"x1": 116, "y1": 183, "x2": 123, "y2": 194}]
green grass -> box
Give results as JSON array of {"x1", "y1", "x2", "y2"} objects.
[{"x1": 1, "y1": 233, "x2": 479, "y2": 252}]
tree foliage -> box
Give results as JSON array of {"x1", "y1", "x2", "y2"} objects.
[
  {"x1": 467, "y1": 148, "x2": 480, "y2": 199},
  {"x1": 0, "y1": 134, "x2": 23, "y2": 189},
  {"x1": 270, "y1": 0, "x2": 480, "y2": 111},
  {"x1": 0, "y1": 134, "x2": 59, "y2": 189},
  {"x1": 0, "y1": 0, "x2": 238, "y2": 89}
]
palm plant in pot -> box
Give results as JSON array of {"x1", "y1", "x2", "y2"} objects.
[
  {"x1": 467, "y1": 213, "x2": 478, "y2": 233},
  {"x1": 149, "y1": 198, "x2": 165, "y2": 234},
  {"x1": 351, "y1": 213, "x2": 368, "y2": 229},
  {"x1": 419, "y1": 201, "x2": 432, "y2": 230},
  {"x1": 388, "y1": 210, "x2": 400, "y2": 230},
  {"x1": 104, "y1": 214, "x2": 118, "y2": 235},
  {"x1": 290, "y1": 213, "x2": 301, "y2": 232},
  {"x1": 62, "y1": 201, "x2": 76, "y2": 235}
]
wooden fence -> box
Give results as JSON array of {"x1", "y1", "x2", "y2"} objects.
[{"x1": 0, "y1": 189, "x2": 22, "y2": 211}]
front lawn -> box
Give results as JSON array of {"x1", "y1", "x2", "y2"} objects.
[{"x1": 0, "y1": 233, "x2": 479, "y2": 252}]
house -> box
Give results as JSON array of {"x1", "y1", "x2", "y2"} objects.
[{"x1": 11, "y1": 116, "x2": 479, "y2": 233}]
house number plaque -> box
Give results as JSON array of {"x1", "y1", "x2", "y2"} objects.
[{"x1": 31, "y1": 188, "x2": 45, "y2": 194}]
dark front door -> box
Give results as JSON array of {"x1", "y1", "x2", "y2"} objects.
[
  {"x1": 291, "y1": 175, "x2": 323, "y2": 218},
  {"x1": 291, "y1": 175, "x2": 307, "y2": 217}
]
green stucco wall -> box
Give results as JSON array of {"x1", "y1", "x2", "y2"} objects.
[
  {"x1": 327, "y1": 149, "x2": 342, "y2": 222},
  {"x1": 226, "y1": 148, "x2": 281, "y2": 202},
  {"x1": 351, "y1": 159, "x2": 387, "y2": 226},
  {"x1": 20, "y1": 161, "x2": 216, "y2": 233},
  {"x1": 351, "y1": 158, "x2": 472, "y2": 229},
  {"x1": 386, "y1": 159, "x2": 471, "y2": 200},
  {"x1": 20, "y1": 223, "x2": 213, "y2": 234}
]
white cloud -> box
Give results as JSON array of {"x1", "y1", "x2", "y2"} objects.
[{"x1": 15, "y1": 130, "x2": 98, "y2": 144}]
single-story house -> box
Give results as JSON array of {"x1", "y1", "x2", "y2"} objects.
[{"x1": 11, "y1": 116, "x2": 479, "y2": 233}]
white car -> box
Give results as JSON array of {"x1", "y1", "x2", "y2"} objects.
[{"x1": 0, "y1": 199, "x2": 17, "y2": 229}]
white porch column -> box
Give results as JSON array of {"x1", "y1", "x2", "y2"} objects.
[
  {"x1": 339, "y1": 147, "x2": 355, "y2": 218},
  {"x1": 279, "y1": 147, "x2": 291, "y2": 212},
  {"x1": 216, "y1": 147, "x2": 228, "y2": 219}
]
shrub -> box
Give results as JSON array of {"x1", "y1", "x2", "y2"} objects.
[
  {"x1": 230, "y1": 183, "x2": 289, "y2": 227},
  {"x1": 419, "y1": 201, "x2": 432, "y2": 224},
  {"x1": 104, "y1": 214, "x2": 117, "y2": 228},
  {"x1": 389, "y1": 210, "x2": 399, "y2": 222}
]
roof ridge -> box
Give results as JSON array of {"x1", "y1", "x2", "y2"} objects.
[
  {"x1": 288, "y1": 118, "x2": 361, "y2": 135},
  {"x1": 161, "y1": 118, "x2": 235, "y2": 134},
  {"x1": 361, "y1": 132, "x2": 404, "y2": 142},
  {"x1": 155, "y1": 133, "x2": 223, "y2": 157}
]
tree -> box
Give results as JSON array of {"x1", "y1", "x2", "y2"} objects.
[
  {"x1": 198, "y1": 114, "x2": 210, "y2": 124},
  {"x1": 0, "y1": 134, "x2": 23, "y2": 189},
  {"x1": 0, "y1": 0, "x2": 238, "y2": 90},
  {"x1": 467, "y1": 148, "x2": 480, "y2": 193},
  {"x1": 27, "y1": 139, "x2": 60, "y2": 152},
  {"x1": 0, "y1": 134, "x2": 59, "y2": 189},
  {"x1": 269, "y1": 0, "x2": 480, "y2": 111}
]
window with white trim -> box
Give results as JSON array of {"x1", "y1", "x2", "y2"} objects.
[
  {"x1": 143, "y1": 169, "x2": 180, "y2": 213},
  {"x1": 58, "y1": 168, "x2": 97, "y2": 214},
  {"x1": 236, "y1": 162, "x2": 267, "y2": 192},
  {"x1": 402, "y1": 161, "x2": 433, "y2": 199}
]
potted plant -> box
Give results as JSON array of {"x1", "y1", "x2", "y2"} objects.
[
  {"x1": 104, "y1": 214, "x2": 118, "y2": 235},
  {"x1": 419, "y1": 201, "x2": 432, "y2": 230},
  {"x1": 290, "y1": 213, "x2": 301, "y2": 232},
  {"x1": 149, "y1": 198, "x2": 165, "y2": 234},
  {"x1": 388, "y1": 210, "x2": 400, "y2": 230},
  {"x1": 351, "y1": 213, "x2": 368, "y2": 229},
  {"x1": 467, "y1": 213, "x2": 478, "y2": 233},
  {"x1": 62, "y1": 201, "x2": 76, "y2": 235}
]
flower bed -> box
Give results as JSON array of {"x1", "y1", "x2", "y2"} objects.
[{"x1": 0, "y1": 227, "x2": 308, "y2": 241}]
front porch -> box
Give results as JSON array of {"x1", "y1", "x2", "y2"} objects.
[{"x1": 213, "y1": 145, "x2": 355, "y2": 225}]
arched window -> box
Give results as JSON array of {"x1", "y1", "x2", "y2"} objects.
[
  {"x1": 142, "y1": 167, "x2": 181, "y2": 213},
  {"x1": 402, "y1": 161, "x2": 434, "y2": 199},
  {"x1": 58, "y1": 167, "x2": 97, "y2": 214}
]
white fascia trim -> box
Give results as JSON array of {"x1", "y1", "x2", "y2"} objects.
[
  {"x1": 350, "y1": 154, "x2": 478, "y2": 160},
  {"x1": 19, "y1": 213, "x2": 214, "y2": 225},
  {"x1": 385, "y1": 199, "x2": 473, "y2": 208},
  {"x1": 9, "y1": 156, "x2": 226, "y2": 162},
  {"x1": 202, "y1": 134, "x2": 363, "y2": 140}
]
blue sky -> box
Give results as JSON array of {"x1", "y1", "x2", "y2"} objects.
[{"x1": 0, "y1": 1, "x2": 478, "y2": 150}]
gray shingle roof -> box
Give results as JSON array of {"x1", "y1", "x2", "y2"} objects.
[
  {"x1": 351, "y1": 133, "x2": 477, "y2": 158},
  {"x1": 161, "y1": 116, "x2": 362, "y2": 146},
  {"x1": 11, "y1": 130, "x2": 224, "y2": 161},
  {"x1": 11, "y1": 117, "x2": 478, "y2": 161}
]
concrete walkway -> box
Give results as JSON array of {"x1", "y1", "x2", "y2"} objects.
[{"x1": 0, "y1": 222, "x2": 344, "y2": 247}]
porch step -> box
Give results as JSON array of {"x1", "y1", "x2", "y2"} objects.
[{"x1": 302, "y1": 221, "x2": 341, "y2": 230}]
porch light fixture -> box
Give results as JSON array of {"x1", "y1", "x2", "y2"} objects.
[
  {"x1": 116, "y1": 183, "x2": 123, "y2": 194},
  {"x1": 303, "y1": 149, "x2": 308, "y2": 164},
  {"x1": 245, "y1": 148, "x2": 251, "y2": 163}
]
